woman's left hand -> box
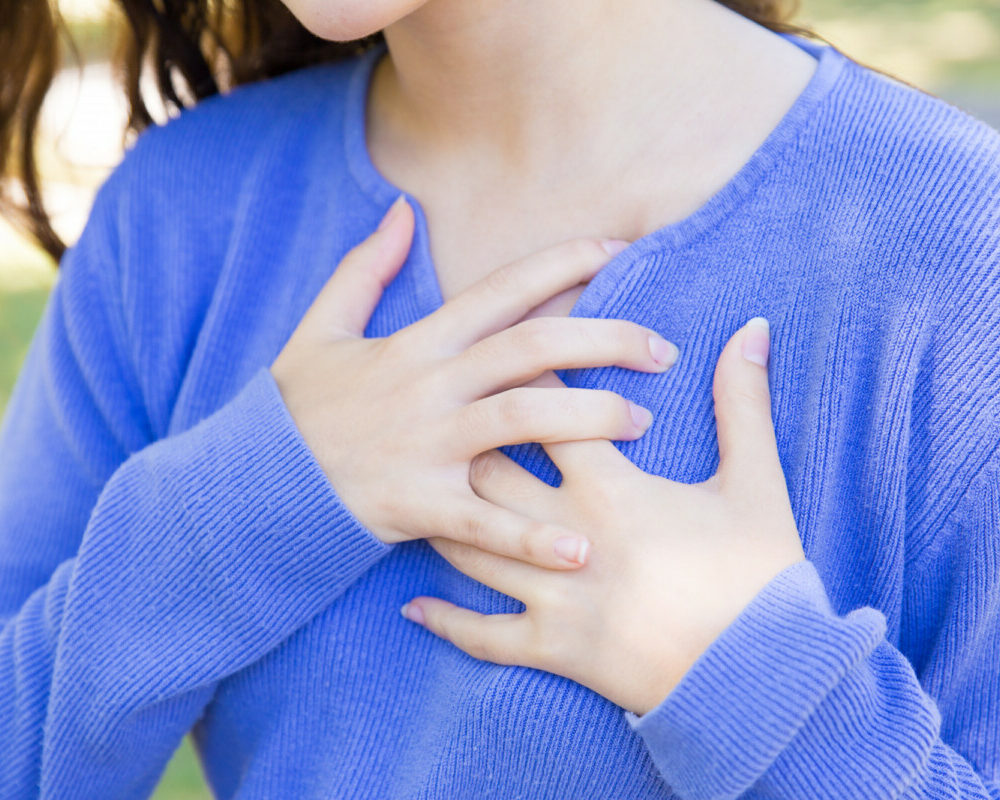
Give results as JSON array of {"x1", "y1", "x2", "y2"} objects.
[{"x1": 401, "y1": 318, "x2": 806, "y2": 716}]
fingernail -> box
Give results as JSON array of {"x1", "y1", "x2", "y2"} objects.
[
  {"x1": 554, "y1": 536, "x2": 590, "y2": 565},
  {"x1": 600, "y1": 238, "x2": 631, "y2": 256},
  {"x1": 648, "y1": 335, "x2": 679, "y2": 368},
  {"x1": 741, "y1": 317, "x2": 770, "y2": 367},
  {"x1": 377, "y1": 194, "x2": 407, "y2": 233},
  {"x1": 400, "y1": 602, "x2": 425, "y2": 625},
  {"x1": 629, "y1": 401, "x2": 654, "y2": 434}
]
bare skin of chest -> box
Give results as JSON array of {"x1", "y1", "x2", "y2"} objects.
[
  {"x1": 420, "y1": 201, "x2": 630, "y2": 317},
  {"x1": 366, "y1": 22, "x2": 818, "y2": 316}
]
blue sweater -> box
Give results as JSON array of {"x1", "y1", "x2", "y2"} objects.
[{"x1": 1, "y1": 32, "x2": 999, "y2": 799}]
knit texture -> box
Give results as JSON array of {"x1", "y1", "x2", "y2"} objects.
[{"x1": 1, "y1": 32, "x2": 999, "y2": 798}]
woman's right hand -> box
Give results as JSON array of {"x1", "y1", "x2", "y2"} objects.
[{"x1": 270, "y1": 196, "x2": 678, "y2": 569}]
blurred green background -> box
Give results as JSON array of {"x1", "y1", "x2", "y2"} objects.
[{"x1": 1, "y1": 1, "x2": 998, "y2": 796}]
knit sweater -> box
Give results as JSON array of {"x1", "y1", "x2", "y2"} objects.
[{"x1": 1, "y1": 31, "x2": 999, "y2": 799}]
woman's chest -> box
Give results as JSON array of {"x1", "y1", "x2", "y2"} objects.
[
  {"x1": 189, "y1": 243, "x2": 924, "y2": 796},
  {"x1": 172, "y1": 231, "x2": 922, "y2": 616}
]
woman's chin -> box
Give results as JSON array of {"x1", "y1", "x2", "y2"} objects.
[{"x1": 282, "y1": 0, "x2": 427, "y2": 42}]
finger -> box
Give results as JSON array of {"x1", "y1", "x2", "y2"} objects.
[
  {"x1": 400, "y1": 597, "x2": 533, "y2": 667},
  {"x1": 468, "y1": 449, "x2": 559, "y2": 517},
  {"x1": 427, "y1": 536, "x2": 539, "y2": 603},
  {"x1": 433, "y1": 496, "x2": 590, "y2": 568},
  {"x1": 411, "y1": 237, "x2": 630, "y2": 349},
  {"x1": 712, "y1": 317, "x2": 783, "y2": 488},
  {"x1": 525, "y1": 373, "x2": 634, "y2": 480},
  {"x1": 521, "y1": 369, "x2": 564, "y2": 389},
  {"x1": 451, "y1": 317, "x2": 678, "y2": 399},
  {"x1": 540, "y1": 438, "x2": 627, "y2": 483},
  {"x1": 306, "y1": 195, "x2": 414, "y2": 337},
  {"x1": 454, "y1": 387, "x2": 654, "y2": 456},
  {"x1": 518, "y1": 282, "x2": 589, "y2": 321}
]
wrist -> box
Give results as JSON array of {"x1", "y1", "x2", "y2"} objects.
[{"x1": 633, "y1": 551, "x2": 808, "y2": 715}]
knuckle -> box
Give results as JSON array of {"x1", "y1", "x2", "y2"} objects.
[
  {"x1": 459, "y1": 339, "x2": 491, "y2": 369},
  {"x1": 461, "y1": 513, "x2": 491, "y2": 550},
  {"x1": 484, "y1": 262, "x2": 518, "y2": 295},
  {"x1": 469, "y1": 450, "x2": 501, "y2": 486},
  {"x1": 414, "y1": 367, "x2": 448, "y2": 404},
  {"x1": 453, "y1": 402, "x2": 487, "y2": 442},
  {"x1": 496, "y1": 389, "x2": 535, "y2": 428},
  {"x1": 378, "y1": 331, "x2": 412, "y2": 364},
  {"x1": 545, "y1": 387, "x2": 577, "y2": 417},
  {"x1": 516, "y1": 520, "x2": 548, "y2": 561},
  {"x1": 512, "y1": 317, "x2": 558, "y2": 355},
  {"x1": 589, "y1": 476, "x2": 625, "y2": 510},
  {"x1": 531, "y1": 579, "x2": 564, "y2": 611}
]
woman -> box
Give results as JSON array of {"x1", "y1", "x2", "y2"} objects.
[{"x1": 1, "y1": 0, "x2": 998, "y2": 797}]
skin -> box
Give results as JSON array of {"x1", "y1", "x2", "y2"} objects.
[
  {"x1": 411, "y1": 335, "x2": 805, "y2": 715},
  {"x1": 284, "y1": 0, "x2": 818, "y2": 299},
  {"x1": 271, "y1": 199, "x2": 679, "y2": 570},
  {"x1": 272, "y1": 199, "x2": 805, "y2": 717},
  {"x1": 271, "y1": 0, "x2": 812, "y2": 713}
]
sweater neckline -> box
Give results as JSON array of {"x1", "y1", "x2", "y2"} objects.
[{"x1": 343, "y1": 32, "x2": 849, "y2": 319}]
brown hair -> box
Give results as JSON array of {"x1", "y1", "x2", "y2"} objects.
[{"x1": 1, "y1": 0, "x2": 818, "y2": 264}]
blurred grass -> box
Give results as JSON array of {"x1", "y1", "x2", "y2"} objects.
[
  {"x1": 151, "y1": 739, "x2": 211, "y2": 800},
  {"x1": 0, "y1": 289, "x2": 48, "y2": 413},
  {"x1": 2, "y1": 1, "x2": 998, "y2": 796},
  {"x1": 800, "y1": 0, "x2": 1000, "y2": 95}
]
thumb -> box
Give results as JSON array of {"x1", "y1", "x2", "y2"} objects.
[
  {"x1": 712, "y1": 317, "x2": 782, "y2": 487},
  {"x1": 313, "y1": 194, "x2": 415, "y2": 337}
]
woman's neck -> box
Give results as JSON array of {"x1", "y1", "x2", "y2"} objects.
[{"x1": 373, "y1": 0, "x2": 817, "y2": 189}]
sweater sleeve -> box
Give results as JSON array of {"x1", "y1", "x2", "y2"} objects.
[
  {"x1": 0, "y1": 174, "x2": 393, "y2": 797},
  {"x1": 624, "y1": 449, "x2": 1000, "y2": 799}
]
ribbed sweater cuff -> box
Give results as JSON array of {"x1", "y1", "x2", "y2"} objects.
[
  {"x1": 624, "y1": 560, "x2": 886, "y2": 800},
  {"x1": 94, "y1": 366, "x2": 396, "y2": 651},
  {"x1": 210, "y1": 365, "x2": 394, "y2": 605}
]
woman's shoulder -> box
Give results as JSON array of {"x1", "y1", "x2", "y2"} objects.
[
  {"x1": 67, "y1": 56, "x2": 369, "y2": 435},
  {"x1": 87, "y1": 55, "x2": 364, "y2": 264},
  {"x1": 792, "y1": 56, "x2": 1000, "y2": 536},
  {"x1": 113, "y1": 55, "x2": 362, "y2": 188},
  {"x1": 815, "y1": 53, "x2": 1000, "y2": 247},
  {"x1": 84, "y1": 53, "x2": 365, "y2": 277},
  {"x1": 826, "y1": 51, "x2": 1000, "y2": 169},
  {"x1": 804, "y1": 53, "x2": 1000, "y2": 327},
  {"x1": 85, "y1": 51, "x2": 367, "y2": 276}
]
